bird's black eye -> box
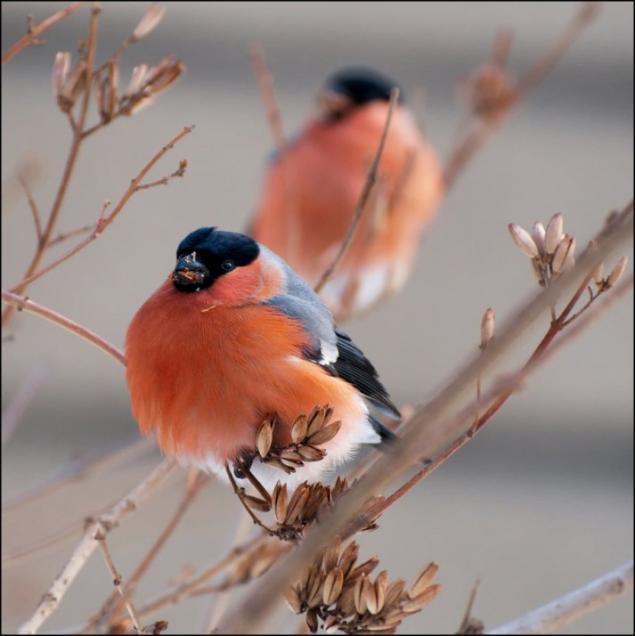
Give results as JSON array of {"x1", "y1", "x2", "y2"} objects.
[{"x1": 221, "y1": 259, "x2": 235, "y2": 272}]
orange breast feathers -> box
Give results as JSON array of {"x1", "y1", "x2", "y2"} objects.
[
  {"x1": 125, "y1": 266, "x2": 364, "y2": 465},
  {"x1": 251, "y1": 102, "x2": 445, "y2": 318}
]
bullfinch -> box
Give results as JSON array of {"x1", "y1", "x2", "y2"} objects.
[
  {"x1": 125, "y1": 228, "x2": 400, "y2": 490},
  {"x1": 250, "y1": 67, "x2": 444, "y2": 321}
]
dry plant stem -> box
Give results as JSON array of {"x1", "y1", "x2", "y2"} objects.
[
  {"x1": 19, "y1": 177, "x2": 43, "y2": 242},
  {"x1": 87, "y1": 471, "x2": 208, "y2": 633},
  {"x1": 1, "y1": 291, "x2": 125, "y2": 365},
  {"x1": 47, "y1": 224, "x2": 93, "y2": 247},
  {"x1": 457, "y1": 578, "x2": 482, "y2": 634},
  {"x1": 2, "y1": 4, "x2": 100, "y2": 327},
  {"x1": 219, "y1": 205, "x2": 633, "y2": 634},
  {"x1": 488, "y1": 561, "x2": 634, "y2": 635},
  {"x1": 2, "y1": 438, "x2": 149, "y2": 512},
  {"x1": 8, "y1": 126, "x2": 193, "y2": 293},
  {"x1": 96, "y1": 536, "x2": 143, "y2": 634},
  {"x1": 17, "y1": 458, "x2": 176, "y2": 635},
  {"x1": 443, "y1": 3, "x2": 598, "y2": 190},
  {"x1": 2, "y1": 1, "x2": 84, "y2": 64},
  {"x1": 314, "y1": 87, "x2": 400, "y2": 293},
  {"x1": 1, "y1": 365, "x2": 47, "y2": 447},
  {"x1": 203, "y1": 511, "x2": 253, "y2": 633},
  {"x1": 249, "y1": 43, "x2": 286, "y2": 153}
]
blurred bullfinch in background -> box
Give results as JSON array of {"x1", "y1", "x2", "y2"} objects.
[
  {"x1": 250, "y1": 67, "x2": 444, "y2": 321},
  {"x1": 126, "y1": 228, "x2": 400, "y2": 489}
]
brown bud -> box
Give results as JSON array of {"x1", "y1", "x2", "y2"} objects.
[
  {"x1": 272, "y1": 483, "x2": 288, "y2": 524},
  {"x1": 284, "y1": 585, "x2": 302, "y2": 614},
  {"x1": 508, "y1": 223, "x2": 539, "y2": 259},
  {"x1": 285, "y1": 483, "x2": 310, "y2": 525},
  {"x1": 297, "y1": 445, "x2": 326, "y2": 462},
  {"x1": 606, "y1": 256, "x2": 628, "y2": 288},
  {"x1": 338, "y1": 541, "x2": 359, "y2": 579},
  {"x1": 545, "y1": 213, "x2": 564, "y2": 255},
  {"x1": 354, "y1": 574, "x2": 368, "y2": 614},
  {"x1": 374, "y1": 571, "x2": 388, "y2": 613},
  {"x1": 280, "y1": 448, "x2": 303, "y2": 464},
  {"x1": 322, "y1": 567, "x2": 344, "y2": 605},
  {"x1": 307, "y1": 421, "x2": 341, "y2": 446},
  {"x1": 58, "y1": 61, "x2": 87, "y2": 112},
  {"x1": 410, "y1": 562, "x2": 439, "y2": 598},
  {"x1": 131, "y1": 4, "x2": 166, "y2": 42},
  {"x1": 479, "y1": 307, "x2": 495, "y2": 350},
  {"x1": 364, "y1": 575, "x2": 380, "y2": 615},
  {"x1": 291, "y1": 414, "x2": 308, "y2": 442},
  {"x1": 385, "y1": 579, "x2": 406, "y2": 607},
  {"x1": 348, "y1": 557, "x2": 380, "y2": 582},
  {"x1": 256, "y1": 418, "x2": 273, "y2": 458},
  {"x1": 402, "y1": 584, "x2": 442, "y2": 612}
]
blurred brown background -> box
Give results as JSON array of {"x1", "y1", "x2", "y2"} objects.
[{"x1": 2, "y1": 2, "x2": 633, "y2": 633}]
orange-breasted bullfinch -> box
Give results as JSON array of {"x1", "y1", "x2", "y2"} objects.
[
  {"x1": 249, "y1": 67, "x2": 444, "y2": 321},
  {"x1": 125, "y1": 227, "x2": 400, "y2": 489}
]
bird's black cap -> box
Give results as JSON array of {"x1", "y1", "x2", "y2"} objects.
[{"x1": 323, "y1": 67, "x2": 404, "y2": 107}]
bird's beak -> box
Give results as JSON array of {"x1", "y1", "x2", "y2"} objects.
[
  {"x1": 172, "y1": 253, "x2": 210, "y2": 290},
  {"x1": 316, "y1": 89, "x2": 352, "y2": 119}
]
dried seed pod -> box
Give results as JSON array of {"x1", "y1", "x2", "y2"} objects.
[
  {"x1": 297, "y1": 445, "x2": 326, "y2": 462},
  {"x1": 305, "y1": 608, "x2": 318, "y2": 634},
  {"x1": 124, "y1": 64, "x2": 149, "y2": 98},
  {"x1": 307, "y1": 421, "x2": 342, "y2": 446},
  {"x1": 363, "y1": 575, "x2": 380, "y2": 615},
  {"x1": 285, "y1": 483, "x2": 310, "y2": 525},
  {"x1": 322, "y1": 538, "x2": 342, "y2": 572},
  {"x1": 591, "y1": 262, "x2": 604, "y2": 286},
  {"x1": 531, "y1": 222, "x2": 546, "y2": 255},
  {"x1": 306, "y1": 405, "x2": 326, "y2": 437},
  {"x1": 354, "y1": 574, "x2": 368, "y2": 614},
  {"x1": 322, "y1": 567, "x2": 344, "y2": 605},
  {"x1": 337, "y1": 585, "x2": 357, "y2": 615},
  {"x1": 552, "y1": 235, "x2": 575, "y2": 274},
  {"x1": 131, "y1": 4, "x2": 166, "y2": 42},
  {"x1": 508, "y1": 223, "x2": 539, "y2": 259},
  {"x1": 545, "y1": 213, "x2": 564, "y2": 254},
  {"x1": 531, "y1": 259, "x2": 546, "y2": 287},
  {"x1": 291, "y1": 413, "x2": 308, "y2": 443},
  {"x1": 479, "y1": 307, "x2": 495, "y2": 350},
  {"x1": 606, "y1": 256, "x2": 628, "y2": 288},
  {"x1": 256, "y1": 418, "x2": 274, "y2": 458},
  {"x1": 52, "y1": 52, "x2": 71, "y2": 97},
  {"x1": 272, "y1": 483, "x2": 288, "y2": 524},
  {"x1": 348, "y1": 557, "x2": 380, "y2": 583},
  {"x1": 384, "y1": 579, "x2": 406, "y2": 607},
  {"x1": 266, "y1": 457, "x2": 295, "y2": 474},
  {"x1": 402, "y1": 584, "x2": 442, "y2": 612},
  {"x1": 374, "y1": 571, "x2": 388, "y2": 613},
  {"x1": 58, "y1": 61, "x2": 87, "y2": 112},
  {"x1": 410, "y1": 562, "x2": 439, "y2": 598},
  {"x1": 242, "y1": 494, "x2": 271, "y2": 513},
  {"x1": 280, "y1": 448, "x2": 304, "y2": 463},
  {"x1": 339, "y1": 541, "x2": 359, "y2": 579},
  {"x1": 284, "y1": 585, "x2": 302, "y2": 614}
]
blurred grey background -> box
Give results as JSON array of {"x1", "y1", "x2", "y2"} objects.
[{"x1": 2, "y1": 2, "x2": 633, "y2": 634}]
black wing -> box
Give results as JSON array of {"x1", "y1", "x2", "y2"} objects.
[{"x1": 330, "y1": 330, "x2": 401, "y2": 421}]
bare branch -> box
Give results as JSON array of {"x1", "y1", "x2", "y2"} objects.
[
  {"x1": 18, "y1": 177, "x2": 43, "y2": 242},
  {"x1": 2, "y1": 2, "x2": 84, "y2": 64},
  {"x1": 488, "y1": 561, "x2": 633, "y2": 634},
  {"x1": 17, "y1": 458, "x2": 176, "y2": 635},
  {"x1": 314, "y1": 87, "x2": 400, "y2": 293},
  {"x1": 1, "y1": 291, "x2": 126, "y2": 366}
]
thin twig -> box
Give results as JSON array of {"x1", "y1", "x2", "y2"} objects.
[
  {"x1": 96, "y1": 534, "x2": 143, "y2": 634},
  {"x1": 2, "y1": 1, "x2": 85, "y2": 64},
  {"x1": 87, "y1": 470, "x2": 208, "y2": 633},
  {"x1": 488, "y1": 561, "x2": 633, "y2": 634},
  {"x1": 443, "y1": 3, "x2": 599, "y2": 190},
  {"x1": 218, "y1": 203, "x2": 633, "y2": 634},
  {"x1": 1, "y1": 365, "x2": 48, "y2": 447},
  {"x1": 314, "y1": 87, "x2": 400, "y2": 294},
  {"x1": 17, "y1": 458, "x2": 176, "y2": 635},
  {"x1": 2, "y1": 438, "x2": 149, "y2": 512},
  {"x1": 1, "y1": 291, "x2": 125, "y2": 365},
  {"x1": 2, "y1": 3, "x2": 100, "y2": 327},
  {"x1": 18, "y1": 177, "x2": 43, "y2": 242},
  {"x1": 457, "y1": 578, "x2": 483, "y2": 634},
  {"x1": 47, "y1": 224, "x2": 94, "y2": 247},
  {"x1": 8, "y1": 126, "x2": 193, "y2": 292}
]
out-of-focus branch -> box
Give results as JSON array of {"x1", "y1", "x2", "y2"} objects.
[
  {"x1": 17, "y1": 458, "x2": 176, "y2": 635},
  {"x1": 1, "y1": 291, "x2": 125, "y2": 365},
  {"x1": 444, "y1": 2, "x2": 599, "y2": 190},
  {"x1": 488, "y1": 561, "x2": 634, "y2": 635},
  {"x1": 2, "y1": 1, "x2": 85, "y2": 64},
  {"x1": 218, "y1": 203, "x2": 633, "y2": 634},
  {"x1": 314, "y1": 88, "x2": 400, "y2": 294}
]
